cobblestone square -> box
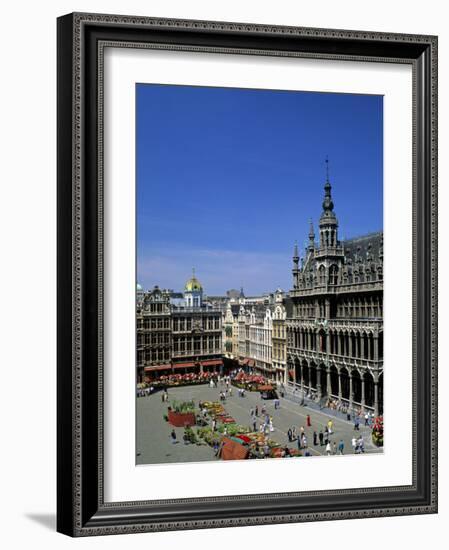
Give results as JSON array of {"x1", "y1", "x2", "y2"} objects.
[{"x1": 137, "y1": 383, "x2": 381, "y2": 465}]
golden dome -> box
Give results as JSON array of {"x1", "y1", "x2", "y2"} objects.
[{"x1": 185, "y1": 270, "x2": 203, "y2": 292}]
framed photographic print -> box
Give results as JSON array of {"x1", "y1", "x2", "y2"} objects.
[{"x1": 57, "y1": 12, "x2": 438, "y2": 536}]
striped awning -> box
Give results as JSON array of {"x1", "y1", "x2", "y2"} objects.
[
  {"x1": 172, "y1": 362, "x2": 196, "y2": 369},
  {"x1": 201, "y1": 359, "x2": 223, "y2": 367},
  {"x1": 144, "y1": 364, "x2": 172, "y2": 372}
]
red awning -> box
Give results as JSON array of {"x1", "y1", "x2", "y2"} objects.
[
  {"x1": 201, "y1": 359, "x2": 223, "y2": 367},
  {"x1": 144, "y1": 365, "x2": 172, "y2": 372},
  {"x1": 172, "y1": 362, "x2": 196, "y2": 369}
]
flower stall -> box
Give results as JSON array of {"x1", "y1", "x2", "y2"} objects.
[
  {"x1": 167, "y1": 400, "x2": 196, "y2": 427},
  {"x1": 372, "y1": 416, "x2": 384, "y2": 447}
]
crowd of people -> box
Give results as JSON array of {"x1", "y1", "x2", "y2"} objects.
[{"x1": 157, "y1": 369, "x2": 377, "y2": 457}]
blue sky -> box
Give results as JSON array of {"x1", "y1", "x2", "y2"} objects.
[{"x1": 136, "y1": 84, "x2": 383, "y2": 295}]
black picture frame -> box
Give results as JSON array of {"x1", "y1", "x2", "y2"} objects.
[{"x1": 57, "y1": 12, "x2": 438, "y2": 536}]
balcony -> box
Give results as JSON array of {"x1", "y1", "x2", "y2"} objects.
[{"x1": 287, "y1": 347, "x2": 383, "y2": 370}]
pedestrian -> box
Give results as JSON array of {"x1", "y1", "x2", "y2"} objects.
[
  {"x1": 255, "y1": 405, "x2": 259, "y2": 417},
  {"x1": 170, "y1": 429, "x2": 177, "y2": 444},
  {"x1": 319, "y1": 431, "x2": 324, "y2": 446},
  {"x1": 338, "y1": 439, "x2": 344, "y2": 455},
  {"x1": 292, "y1": 426, "x2": 297, "y2": 441},
  {"x1": 306, "y1": 414, "x2": 311, "y2": 427},
  {"x1": 269, "y1": 417, "x2": 274, "y2": 432},
  {"x1": 302, "y1": 435, "x2": 308, "y2": 449},
  {"x1": 287, "y1": 428, "x2": 292, "y2": 442},
  {"x1": 252, "y1": 419, "x2": 257, "y2": 432},
  {"x1": 313, "y1": 431, "x2": 318, "y2": 446},
  {"x1": 297, "y1": 435, "x2": 302, "y2": 450},
  {"x1": 332, "y1": 441, "x2": 337, "y2": 455},
  {"x1": 326, "y1": 441, "x2": 332, "y2": 455},
  {"x1": 365, "y1": 412, "x2": 369, "y2": 426},
  {"x1": 354, "y1": 417, "x2": 360, "y2": 431},
  {"x1": 327, "y1": 419, "x2": 333, "y2": 434},
  {"x1": 358, "y1": 436, "x2": 365, "y2": 453},
  {"x1": 351, "y1": 436, "x2": 357, "y2": 453}
]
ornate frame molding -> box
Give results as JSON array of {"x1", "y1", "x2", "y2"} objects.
[{"x1": 57, "y1": 12, "x2": 437, "y2": 536}]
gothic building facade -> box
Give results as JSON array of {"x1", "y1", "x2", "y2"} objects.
[
  {"x1": 286, "y1": 171, "x2": 383, "y2": 415},
  {"x1": 136, "y1": 273, "x2": 223, "y2": 382},
  {"x1": 237, "y1": 290, "x2": 288, "y2": 383}
]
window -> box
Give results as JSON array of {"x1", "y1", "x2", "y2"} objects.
[
  {"x1": 319, "y1": 265, "x2": 326, "y2": 285},
  {"x1": 329, "y1": 264, "x2": 338, "y2": 285}
]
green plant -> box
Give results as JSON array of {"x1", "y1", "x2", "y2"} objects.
[{"x1": 171, "y1": 399, "x2": 196, "y2": 413}]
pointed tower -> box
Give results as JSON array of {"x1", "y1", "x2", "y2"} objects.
[
  {"x1": 308, "y1": 218, "x2": 315, "y2": 253},
  {"x1": 319, "y1": 157, "x2": 339, "y2": 249},
  {"x1": 292, "y1": 240, "x2": 299, "y2": 268}
]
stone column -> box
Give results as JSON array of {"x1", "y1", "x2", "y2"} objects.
[
  {"x1": 316, "y1": 365, "x2": 322, "y2": 398},
  {"x1": 361, "y1": 375, "x2": 366, "y2": 410},
  {"x1": 337, "y1": 332, "x2": 342, "y2": 355},
  {"x1": 327, "y1": 331, "x2": 331, "y2": 355},
  {"x1": 326, "y1": 367, "x2": 331, "y2": 397},
  {"x1": 349, "y1": 334, "x2": 353, "y2": 357},
  {"x1": 374, "y1": 335, "x2": 379, "y2": 361},
  {"x1": 338, "y1": 370, "x2": 342, "y2": 400},
  {"x1": 349, "y1": 373, "x2": 353, "y2": 408},
  {"x1": 374, "y1": 379, "x2": 379, "y2": 416}
]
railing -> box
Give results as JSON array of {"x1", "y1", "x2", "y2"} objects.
[
  {"x1": 172, "y1": 327, "x2": 222, "y2": 333},
  {"x1": 286, "y1": 318, "x2": 383, "y2": 329},
  {"x1": 290, "y1": 280, "x2": 382, "y2": 297},
  {"x1": 172, "y1": 306, "x2": 221, "y2": 313},
  {"x1": 313, "y1": 246, "x2": 344, "y2": 258},
  {"x1": 171, "y1": 350, "x2": 223, "y2": 358},
  {"x1": 287, "y1": 348, "x2": 383, "y2": 370}
]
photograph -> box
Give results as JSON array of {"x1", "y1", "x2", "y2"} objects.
[{"x1": 135, "y1": 83, "x2": 384, "y2": 465}]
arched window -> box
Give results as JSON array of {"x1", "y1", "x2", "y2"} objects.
[
  {"x1": 329, "y1": 264, "x2": 338, "y2": 285},
  {"x1": 319, "y1": 265, "x2": 326, "y2": 285}
]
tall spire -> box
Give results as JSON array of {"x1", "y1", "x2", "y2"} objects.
[
  {"x1": 308, "y1": 218, "x2": 315, "y2": 251},
  {"x1": 308, "y1": 218, "x2": 315, "y2": 240},
  {"x1": 293, "y1": 240, "x2": 299, "y2": 267},
  {"x1": 322, "y1": 157, "x2": 334, "y2": 214},
  {"x1": 319, "y1": 157, "x2": 338, "y2": 248}
]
